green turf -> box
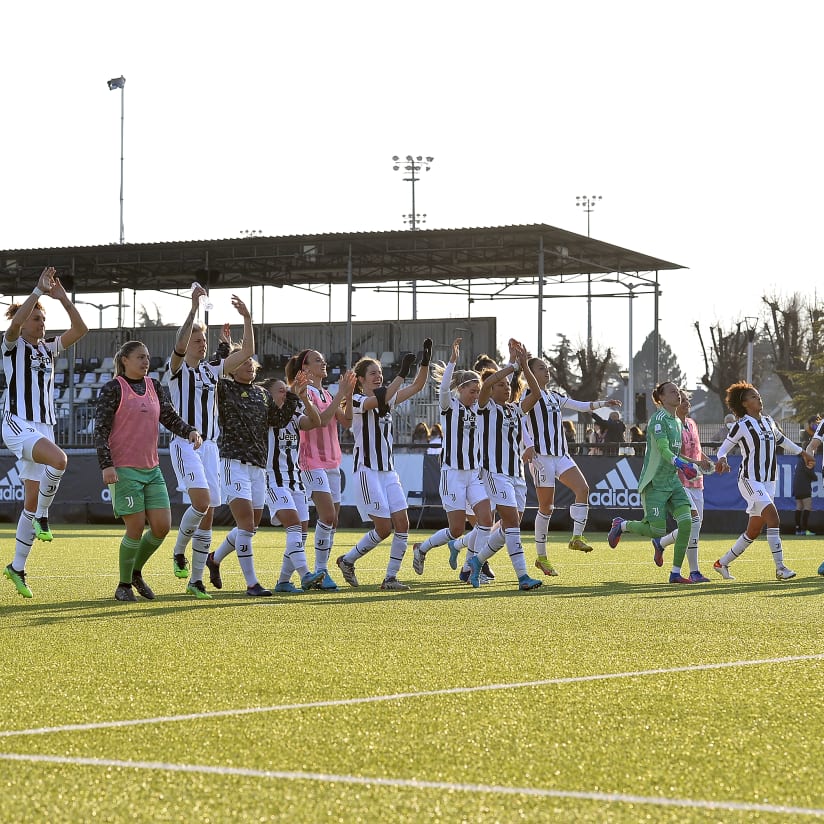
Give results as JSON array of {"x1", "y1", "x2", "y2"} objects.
[{"x1": 1, "y1": 524, "x2": 823, "y2": 823}]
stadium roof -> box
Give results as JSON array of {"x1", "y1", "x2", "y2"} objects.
[{"x1": 0, "y1": 224, "x2": 683, "y2": 297}]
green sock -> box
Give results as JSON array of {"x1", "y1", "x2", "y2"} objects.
[
  {"x1": 672, "y1": 515, "x2": 691, "y2": 569},
  {"x1": 624, "y1": 520, "x2": 656, "y2": 538},
  {"x1": 119, "y1": 536, "x2": 142, "y2": 583},
  {"x1": 133, "y1": 531, "x2": 165, "y2": 572}
]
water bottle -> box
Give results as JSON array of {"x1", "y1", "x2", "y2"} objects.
[{"x1": 191, "y1": 281, "x2": 214, "y2": 312}]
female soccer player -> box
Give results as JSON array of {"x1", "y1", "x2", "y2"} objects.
[
  {"x1": 95, "y1": 341, "x2": 202, "y2": 602},
  {"x1": 606, "y1": 381, "x2": 699, "y2": 584},
  {"x1": 466, "y1": 339, "x2": 542, "y2": 590},
  {"x1": 411, "y1": 337, "x2": 493, "y2": 587},
  {"x1": 261, "y1": 377, "x2": 325, "y2": 594},
  {"x1": 519, "y1": 355, "x2": 620, "y2": 574},
  {"x1": 650, "y1": 389, "x2": 714, "y2": 582},
  {"x1": 335, "y1": 339, "x2": 431, "y2": 591},
  {"x1": 2, "y1": 267, "x2": 88, "y2": 599},
  {"x1": 166, "y1": 287, "x2": 253, "y2": 597},
  {"x1": 287, "y1": 350, "x2": 356, "y2": 591},
  {"x1": 205, "y1": 334, "x2": 306, "y2": 597},
  {"x1": 713, "y1": 382, "x2": 812, "y2": 581},
  {"x1": 804, "y1": 418, "x2": 824, "y2": 575}
]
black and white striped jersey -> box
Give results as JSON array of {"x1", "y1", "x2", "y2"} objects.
[
  {"x1": 720, "y1": 414, "x2": 800, "y2": 482},
  {"x1": 1, "y1": 334, "x2": 60, "y2": 424},
  {"x1": 351, "y1": 392, "x2": 395, "y2": 471},
  {"x1": 478, "y1": 398, "x2": 524, "y2": 477},
  {"x1": 523, "y1": 389, "x2": 590, "y2": 457},
  {"x1": 440, "y1": 396, "x2": 481, "y2": 470},
  {"x1": 267, "y1": 405, "x2": 306, "y2": 491},
  {"x1": 167, "y1": 359, "x2": 223, "y2": 441}
]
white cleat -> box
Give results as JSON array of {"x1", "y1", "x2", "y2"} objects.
[
  {"x1": 775, "y1": 565, "x2": 796, "y2": 580},
  {"x1": 713, "y1": 560, "x2": 735, "y2": 580}
]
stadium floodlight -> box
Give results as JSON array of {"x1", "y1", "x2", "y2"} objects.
[
  {"x1": 392, "y1": 155, "x2": 434, "y2": 231},
  {"x1": 107, "y1": 76, "x2": 126, "y2": 244}
]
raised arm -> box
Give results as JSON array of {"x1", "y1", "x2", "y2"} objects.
[
  {"x1": 170, "y1": 286, "x2": 204, "y2": 373},
  {"x1": 222, "y1": 296, "x2": 254, "y2": 374},
  {"x1": 5, "y1": 268, "x2": 55, "y2": 344},
  {"x1": 294, "y1": 372, "x2": 321, "y2": 430}
]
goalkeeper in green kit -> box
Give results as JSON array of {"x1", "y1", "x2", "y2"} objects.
[{"x1": 606, "y1": 381, "x2": 711, "y2": 584}]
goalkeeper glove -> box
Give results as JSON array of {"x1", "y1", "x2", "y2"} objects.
[
  {"x1": 397, "y1": 353, "x2": 416, "y2": 379},
  {"x1": 421, "y1": 338, "x2": 433, "y2": 367},
  {"x1": 672, "y1": 456, "x2": 698, "y2": 480}
]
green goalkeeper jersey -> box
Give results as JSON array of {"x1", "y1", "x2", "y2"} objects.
[{"x1": 638, "y1": 407, "x2": 682, "y2": 493}]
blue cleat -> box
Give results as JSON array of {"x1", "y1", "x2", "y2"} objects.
[
  {"x1": 274, "y1": 581, "x2": 302, "y2": 594},
  {"x1": 669, "y1": 572, "x2": 693, "y2": 584},
  {"x1": 818, "y1": 560, "x2": 824, "y2": 577},
  {"x1": 468, "y1": 556, "x2": 482, "y2": 588},
  {"x1": 459, "y1": 568, "x2": 471, "y2": 583},
  {"x1": 652, "y1": 537, "x2": 664, "y2": 567},
  {"x1": 300, "y1": 569, "x2": 326, "y2": 590},
  {"x1": 607, "y1": 518, "x2": 626, "y2": 549},
  {"x1": 517, "y1": 574, "x2": 543, "y2": 591},
  {"x1": 313, "y1": 571, "x2": 339, "y2": 591},
  {"x1": 689, "y1": 570, "x2": 710, "y2": 583},
  {"x1": 447, "y1": 539, "x2": 460, "y2": 570}
]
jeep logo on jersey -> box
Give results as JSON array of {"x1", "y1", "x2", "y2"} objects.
[
  {"x1": 0, "y1": 460, "x2": 26, "y2": 502},
  {"x1": 589, "y1": 458, "x2": 642, "y2": 507}
]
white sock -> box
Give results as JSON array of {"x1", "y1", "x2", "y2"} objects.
[
  {"x1": 13, "y1": 510, "x2": 35, "y2": 570},
  {"x1": 487, "y1": 526, "x2": 505, "y2": 553},
  {"x1": 534, "y1": 509, "x2": 553, "y2": 557},
  {"x1": 314, "y1": 520, "x2": 335, "y2": 571},
  {"x1": 213, "y1": 528, "x2": 237, "y2": 563},
  {"x1": 720, "y1": 533, "x2": 753, "y2": 567},
  {"x1": 174, "y1": 505, "x2": 207, "y2": 555},
  {"x1": 504, "y1": 527, "x2": 528, "y2": 577},
  {"x1": 569, "y1": 503, "x2": 588, "y2": 537},
  {"x1": 419, "y1": 527, "x2": 454, "y2": 553},
  {"x1": 235, "y1": 528, "x2": 258, "y2": 586},
  {"x1": 471, "y1": 525, "x2": 491, "y2": 560},
  {"x1": 344, "y1": 529, "x2": 382, "y2": 562},
  {"x1": 660, "y1": 529, "x2": 677, "y2": 549},
  {"x1": 686, "y1": 515, "x2": 701, "y2": 572},
  {"x1": 190, "y1": 528, "x2": 212, "y2": 582},
  {"x1": 284, "y1": 525, "x2": 309, "y2": 579},
  {"x1": 386, "y1": 532, "x2": 408, "y2": 579},
  {"x1": 766, "y1": 527, "x2": 784, "y2": 568},
  {"x1": 36, "y1": 466, "x2": 65, "y2": 517}
]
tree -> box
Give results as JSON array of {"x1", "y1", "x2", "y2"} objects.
[
  {"x1": 545, "y1": 334, "x2": 613, "y2": 401},
  {"x1": 137, "y1": 303, "x2": 173, "y2": 328},
  {"x1": 694, "y1": 320, "x2": 763, "y2": 407},
  {"x1": 632, "y1": 332, "x2": 685, "y2": 392},
  {"x1": 783, "y1": 307, "x2": 824, "y2": 422},
  {"x1": 761, "y1": 293, "x2": 823, "y2": 398}
]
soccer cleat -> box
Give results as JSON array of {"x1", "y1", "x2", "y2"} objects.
[
  {"x1": 775, "y1": 566, "x2": 796, "y2": 580},
  {"x1": 336, "y1": 555, "x2": 359, "y2": 587},
  {"x1": 534, "y1": 556, "x2": 559, "y2": 577},
  {"x1": 274, "y1": 581, "x2": 302, "y2": 594},
  {"x1": 186, "y1": 580, "x2": 213, "y2": 600},
  {"x1": 300, "y1": 569, "x2": 326, "y2": 590},
  {"x1": 173, "y1": 554, "x2": 189, "y2": 579},
  {"x1": 607, "y1": 518, "x2": 625, "y2": 549},
  {"x1": 468, "y1": 556, "x2": 482, "y2": 589},
  {"x1": 33, "y1": 516, "x2": 53, "y2": 542},
  {"x1": 412, "y1": 543, "x2": 426, "y2": 575},
  {"x1": 668, "y1": 572, "x2": 693, "y2": 584},
  {"x1": 713, "y1": 559, "x2": 735, "y2": 580},
  {"x1": 380, "y1": 576, "x2": 410, "y2": 591},
  {"x1": 131, "y1": 572, "x2": 156, "y2": 600},
  {"x1": 205, "y1": 552, "x2": 222, "y2": 589},
  {"x1": 518, "y1": 574, "x2": 543, "y2": 591},
  {"x1": 447, "y1": 539, "x2": 460, "y2": 570},
  {"x1": 568, "y1": 536, "x2": 593, "y2": 553},
  {"x1": 689, "y1": 571, "x2": 711, "y2": 583},
  {"x1": 652, "y1": 537, "x2": 664, "y2": 567},
  {"x1": 459, "y1": 568, "x2": 471, "y2": 583},
  {"x1": 312, "y1": 571, "x2": 339, "y2": 591},
  {"x1": 818, "y1": 560, "x2": 824, "y2": 577},
  {"x1": 481, "y1": 561, "x2": 495, "y2": 580},
  {"x1": 4, "y1": 564, "x2": 33, "y2": 598},
  {"x1": 114, "y1": 583, "x2": 137, "y2": 602},
  {"x1": 246, "y1": 582, "x2": 273, "y2": 597}
]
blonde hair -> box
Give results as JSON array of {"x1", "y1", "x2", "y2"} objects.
[{"x1": 430, "y1": 362, "x2": 480, "y2": 392}]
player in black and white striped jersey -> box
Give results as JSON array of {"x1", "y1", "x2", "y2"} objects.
[
  {"x1": 520, "y1": 355, "x2": 621, "y2": 575},
  {"x1": 412, "y1": 337, "x2": 494, "y2": 587},
  {"x1": 2, "y1": 268, "x2": 88, "y2": 598},
  {"x1": 261, "y1": 377, "x2": 325, "y2": 593},
  {"x1": 804, "y1": 419, "x2": 824, "y2": 577},
  {"x1": 714, "y1": 381, "x2": 812, "y2": 581},
  {"x1": 466, "y1": 339, "x2": 542, "y2": 590},
  {"x1": 335, "y1": 341, "x2": 431, "y2": 591},
  {"x1": 166, "y1": 287, "x2": 252, "y2": 598}
]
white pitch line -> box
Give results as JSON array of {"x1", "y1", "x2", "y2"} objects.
[
  {"x1": 0, "y1": 752, "x2": 821, "y2": 817},
  {"x1": 1, "y1": 653, "x2": 822, "y2": 739}
]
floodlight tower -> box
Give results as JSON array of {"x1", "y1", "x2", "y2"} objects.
[{"x1": 392, "y1": 155, "x2": 434, "y2": 230}]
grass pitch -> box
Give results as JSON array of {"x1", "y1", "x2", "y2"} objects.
[{"x1": 1, "y1": 524, "x2": 823, "y2": 823}]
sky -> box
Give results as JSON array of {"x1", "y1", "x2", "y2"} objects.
[{"x1": 1, "y1": 1, "x2": 821, "y2": 387}]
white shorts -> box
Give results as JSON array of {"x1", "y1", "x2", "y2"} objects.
[
  {"x1": 265, "y1": 473, "x2": 309, "y2": 525},
  {"x1": 684, "y1": 486, "x2": 705, "y2": 519},
  {"x1": 170, "y1": 437, "x2": 221, "y2": 506},
  {"x1": 354, "y1": 467, "x2": 406, "y2": 520},
  {"x1": 738, "y1": 478, "x2": 776, "y2": 517},
  {"x1": 221, "y1": 459, "x2": 266, "y2": 508},
  {"x1": 529, "y1": 453, "x2": 577, "y2": 488},
  {"x1": 482, "y1": 470, "x2": 527, "y2": 512},
  {"x1": 301, "y1": 467, "x2": 342, "y2": 504},
  {"x1": 439, "y1": 467, "x2": 488, "y2": 514},
  {"x1": 1, "y1": 413, "x2": 53, "y2": 482}
]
